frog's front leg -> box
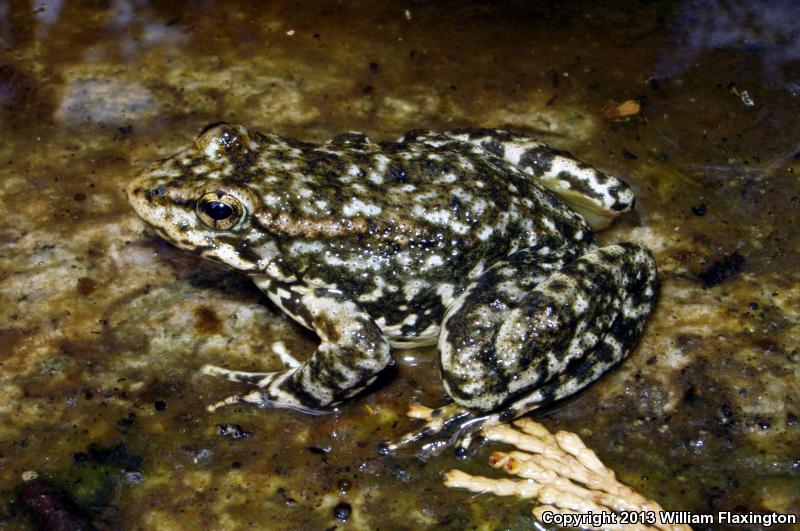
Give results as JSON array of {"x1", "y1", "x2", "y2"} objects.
[
  {"x1": 202, "y1": 280, "x2": 392, "y2": 413},
  {"x1": 382, "y1": 242, "x2": 657, "y2": 456}
]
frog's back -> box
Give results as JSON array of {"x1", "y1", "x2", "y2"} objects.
[{"x1": 248, "y1": 131, "x2": 592, "y2": 343}]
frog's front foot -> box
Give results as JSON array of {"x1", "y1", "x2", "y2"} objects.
[
  {"x1": 379, "y1": 403, "x2": 499, "y2": 459},
  {"x1": 200, "y1": 284, "x2": 393, "y2": 415},
  {"x1": 200, "y1": 364, "x2": 327, "y2": 415}
]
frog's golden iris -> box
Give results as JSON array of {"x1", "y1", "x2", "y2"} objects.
[{"x1": 196, "y1": 191, "x2": 244, "y2": 230}]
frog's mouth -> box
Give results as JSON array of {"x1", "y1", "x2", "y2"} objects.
[{"x1": 540, "y1": 183, "x2": 632, "y2": 231}]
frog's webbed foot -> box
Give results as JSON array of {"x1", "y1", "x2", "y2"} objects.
[{"x1": 379, "y1": 403, "x2": 501, "y2": 459}]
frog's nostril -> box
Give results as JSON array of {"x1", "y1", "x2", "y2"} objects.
[{"x1": 144, "y1": 185, "x2": 167, "y2": 201}]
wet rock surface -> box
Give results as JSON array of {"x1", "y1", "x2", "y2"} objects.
[{"x1": 0, "y1": 1, "x2": 798, "y2": 528}]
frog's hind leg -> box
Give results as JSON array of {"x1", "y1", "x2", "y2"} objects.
[
  {"x1": 442, "y1": 128, "x2": 636, "y2": 230},
  {"x1": 201, "y1": 365, "x2": 281, "y2": 387},
  {"x1": 378, "y1": 403, "x2": 477, "y2": 457},
  {"x1": 442, "y1": 242, "x2": 657, "y2": 413},
  {"x1": 465, "y1": 254, "x2": 659, "y2": 440},
  {"x1": 381, "y1": 245, "x2": 583, "y2": 456},
  {"x1": 201, "y1": 340, "x2": 310, "y2": 411},
  {"x1": 383, "y1": 242, "x2": 657, "y2": 456}
]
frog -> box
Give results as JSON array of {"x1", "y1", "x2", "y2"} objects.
[{"x1": 126, "y1": 123, "x2": 657, "y2": 456}]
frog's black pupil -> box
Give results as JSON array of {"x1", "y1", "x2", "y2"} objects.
[{"x1": 203, "y1": 200, "x2": 233, "y2": 220}]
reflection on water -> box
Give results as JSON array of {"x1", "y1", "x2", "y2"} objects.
[
  {"x1": 659, "y1": 0, "x2": 800, "y2": 93},
  {"x1": 56, "y1": 79, "x2": 158, "y2": 126},
  {"x1": 1, "y1": 0, "x2": 187, "y2": 51},
  {"x1": 33, "y1": 0, "x2": 64, "y2": 31}
]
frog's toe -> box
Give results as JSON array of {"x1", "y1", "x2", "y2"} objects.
[
  {"x1": 200, "y1": 364, "x2": 281, "y2": 385},
  {"x1": 379, "y1": 403, "x2": 495, "y2": 458},
  {"x1": 452, "y1": 430, "x2": 481, "y2": 458},
  {"x1": 205, "y1": 387, "x2": 327, "y2": 415},
  {"x1": 206, "y1": 389, "x2": 270, "y2": 412},
  {"x1": 201, "y1": 364, "x2": 277, "y2": 411},
  {"x1": 201, "y1": 364, "x2": 329, "y2": 415}
]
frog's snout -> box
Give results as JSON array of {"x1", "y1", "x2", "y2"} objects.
[
  {"x1": 126, "y1": 168, "x2": 188, "y2": 230},
  {"x1": 126, "y1": 175, "x2": 157, "y2": 203},
  {"x1": 127, "y1": 171, "x2": 165, "y2": 212},
  {"x1": 126, "y1": 173, "x2": 150, "y2": 213}
]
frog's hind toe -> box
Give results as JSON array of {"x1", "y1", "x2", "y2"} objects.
[{"x1": 379, "y1": 403, "x2": 494, "y2": 459}]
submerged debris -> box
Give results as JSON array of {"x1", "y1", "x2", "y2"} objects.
[
  {"x1": 217, "y1": 423, "x2": 252, "y2": 440},
  {"x1": 698, "y1": 251, "x2": 745, "y2": 287},
  {"x1": 601, "y1": 99, "x2": 641, "y2": 119},
  {"x1": 730, "y1": 85, "x2": 755, "y2": 107},
  {"x1": 690, "y1": 203, "x2": 707, "y2": 216},
  {"x1": 17, "y1": 478, "x2": 93, "y2": 531},
  {"x1": 739, "y1": 90, "x2": 755, "y2": 107},
  {"x1": 443, "y1": 418, "x2": 690, "y2": 531}
]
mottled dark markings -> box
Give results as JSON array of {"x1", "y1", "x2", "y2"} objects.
[
  {"x1": 386, "y1": 162, "x2": 407, "y2": 183},
  {"x1": 546, "y1": 279, "x2": 568, "y2": 293},
  {"x1": 284, "y1": 378, "x2": 326, "y2": 409},
  {"x1": 366, "y1": 284, "x2": 444, "y2": 329},
  {"x1": 441, "y1": 244, "x2": 656, "y2": 413},
  {"x1": 315, "y1": 316, "x2": 340, "y2": 342},
  {"x1": 399, "y1": 323, "x2": 419, "y2": 337},
  {"x1": 181, "y1": 157, "x2": 207, "y2": 169},
  {"x1": 143, "y1": 185, "x2": 166, "y2": 201},
  {"x1": 482, "y1": 140, "x2": 505, "y2": 158},
  {"x1": 556, "y1": 171, "x2": 605, "y2": 200},
  {"x1": 519, "y1": 146, "x2": 559, "y2": 175},
  {"x1": 498, "y1": 407, "x2": 517, "y2": 422},
  {"x1": 608, "y1": 186, "x2": 630, "y2": 211},
  {"x1": 327, "y1": 132, "x2": 370, "y2": 147},
  {"x1": 276, "y1": 286, "x2": 314, "y2": 328},
  {"x1": 185, "y1": 243, "x2": 215, "y2": 255}
]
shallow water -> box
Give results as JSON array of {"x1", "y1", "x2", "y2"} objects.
[{"x1": 1, "y1": 1, "x2": 799, "y2": 529}]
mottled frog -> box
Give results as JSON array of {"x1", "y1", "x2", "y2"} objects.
[{"x1": 127, "y1": 124, "x2": 657, "y2": 454}]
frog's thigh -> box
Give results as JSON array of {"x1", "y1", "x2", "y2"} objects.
[
  {"x1": 439, "y1": 242, "x2": 657, "y2": 414},
  {"x1": 209, "y1": 281, "x2": 392, "y2": 412}
]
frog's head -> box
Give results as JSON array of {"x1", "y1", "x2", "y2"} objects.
[{"x1": 126, "y1": 123, "x2": 279, "y2": 273}]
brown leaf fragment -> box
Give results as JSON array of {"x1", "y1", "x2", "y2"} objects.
[{"x1": 601, "y1": 99, "x2": 641, "y2": 119}]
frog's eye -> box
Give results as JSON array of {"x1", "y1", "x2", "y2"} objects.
[{"x1": 196, "y1": 191, "x2": 244, "y2": 230}]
